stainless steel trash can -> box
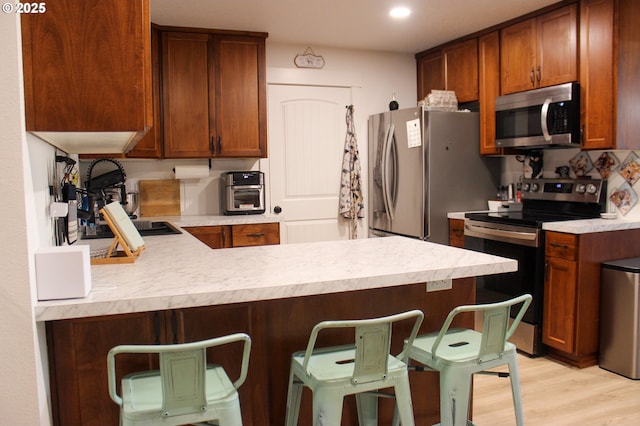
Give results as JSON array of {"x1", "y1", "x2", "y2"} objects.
[{"x1": 599, "y1": 257, "x2": 640, "y2": 379}]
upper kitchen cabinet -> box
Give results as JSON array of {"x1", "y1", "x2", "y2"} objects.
[
  {"x1": 500, "y1": 4, "x2": 577, "y2": 95},
  {"x1": 478, "y1": 31, "x2": 501, "y2": 155},
  {"x1": 442, "y1": 39, "x2": 479, "y2": 103},
  {"x1": 580, "y1": 0, "x2": 640, "y2": 150},
  {"x1": 416, "y1": 51, "x2": 443, "y2": 102},
  {"x1": 162, "y1": 31, "x2": 267, "y2": 158},
  {"x1": 416, "y1": 39, "x2": 478, "y2": 103},
  {"x1": 21, "y1": 0, "x2": 152, "y2": 154},
  {"x1": 127, "y1": 26, "x2": 163, "y2": 158}
]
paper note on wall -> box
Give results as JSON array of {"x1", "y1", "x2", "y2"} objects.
[{"x1": 406, "y1": 119, "x2": 421, "y2": 148}]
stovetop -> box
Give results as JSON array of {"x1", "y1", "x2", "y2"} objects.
[{"x1": 466, "y1": 178, "x2": 607, "y2": 228}]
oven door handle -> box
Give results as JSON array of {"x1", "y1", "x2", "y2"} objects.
[{"x1": 464, "y1": 222, "x2": 539, "y2": 247}]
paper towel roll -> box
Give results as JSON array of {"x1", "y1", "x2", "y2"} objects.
[{"x1": 174, "y1": 165, "x2": 209, "y2": 179}]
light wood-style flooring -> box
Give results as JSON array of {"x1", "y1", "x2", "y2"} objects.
[{"x1": 472, "y1": 354, "x2": 640, "y2": 425}]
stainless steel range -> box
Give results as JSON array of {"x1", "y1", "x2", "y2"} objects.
[{"x1": 464, "y1": 177, "x2": 607, "y2": 356}]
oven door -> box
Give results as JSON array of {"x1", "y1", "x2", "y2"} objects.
[{"x1": 464, "y1": 219, "x2": 545, "y2": 355}]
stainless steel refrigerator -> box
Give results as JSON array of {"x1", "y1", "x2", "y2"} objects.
[{"x1": 368, "y1": 107, "x2": 500, "y2": 244}]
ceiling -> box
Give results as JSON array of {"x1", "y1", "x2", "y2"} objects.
[{"x1": 151, "y1": 0, "x2": 560, "y2": 53}]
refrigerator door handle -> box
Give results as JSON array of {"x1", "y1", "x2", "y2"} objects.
[{"x1": 382, "y1": 123, "x2": 395, "y2": 221}]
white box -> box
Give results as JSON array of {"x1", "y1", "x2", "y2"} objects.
[{"x1": 35, "y1": 245, "x2": 92, "y2": 300}]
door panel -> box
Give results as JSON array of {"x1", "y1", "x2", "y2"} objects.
[{"x1": 268, "y1": 84, "x2": 352, "y2": 244}]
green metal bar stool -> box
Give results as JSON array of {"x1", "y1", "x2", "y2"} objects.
[
  {"x1": 401, "y1": 294, "x2": 532, "y2": 426},
  {"x1": 284, "y1": 309, "x2": 424, "y2": 426},
  {"x1": 107, "y1": 333, "x2": 251, "y2": 426}
]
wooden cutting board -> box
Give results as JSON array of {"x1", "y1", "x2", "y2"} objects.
[{"x1": 139, "y1": 179, "x2": 181, "y2": 217}]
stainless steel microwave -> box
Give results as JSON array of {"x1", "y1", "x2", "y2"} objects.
[{"x1": 495, "y1": 82, "x2": 580, "y2": 149}]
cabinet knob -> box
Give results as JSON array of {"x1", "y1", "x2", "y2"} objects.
[{"x1": 273, "y1": 206, "x2": 282, "y2": 214}]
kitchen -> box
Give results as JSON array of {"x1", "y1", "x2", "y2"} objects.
[{"x1": 3, "y1": 0, "x2": 640, "y2": 424}]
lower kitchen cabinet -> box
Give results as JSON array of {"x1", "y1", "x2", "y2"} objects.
[
  {"x1": 542, "y1": 229, "x2": 640, "y2": 367},
  {"x1": 184, "y1": 222, "x2": 279, "y2": 249},
  {"x1": 449, "y1": 218, "x2": 465, "y2": 248},
  {"x1": 46, "y1": 305, "x2": 262, "y2": 426}
]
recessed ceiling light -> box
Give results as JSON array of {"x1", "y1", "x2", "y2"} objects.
[{"x1": 390, "y1": 6, "x2": 411, "y2": 19}]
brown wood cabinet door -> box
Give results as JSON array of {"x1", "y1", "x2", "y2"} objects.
[
  {"x1": 128, "y1": 26, "x2": 163, "y2": 158},
  {"x1": 616, "y1": 0, "x2": 640, "y2": 150},
  {"x1": 416, "y1": 51, "x2": 443, "y2": 101},
  {"x1": 478, "y1": 31, "x2": 501, "y2": 155},
  {"x1": 184, "y1": 225, "x2": 232, "y2": 249},
  {"x1": 542, "y1": 256, "x2": 577, "y2": 353},
  {"x1": 212, "y1": 36, "x2": 267, "y2": 157},
  {"x1": 47, "y1": 312, "x2": 160, "y2": 426},
  {"x1": 232, "y1": 223, "x2": 280, "y2": 247},
  {"x1": 448, "y1": 219, "x2": 465, "y2": 248},
  {"x1": 442, "y1": 39, "x2": 479, "y2": 103},
  {"x1": 162, "y1": 32, "x2": 213, "y2": 158},
  {"x1": 580, "y1": 0, "x2": 615, "y2": 150},
  {"x1": 536, "y1": 4, "x2": 577, "y2": 88},
  {"x1": 21, "y1": 0, "x2": 151, "y2": 134},
  {"x1": 500, "y1": 18, "x2": 537, "y2": 94}
]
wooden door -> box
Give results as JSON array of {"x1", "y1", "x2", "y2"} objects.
[
  {"x1": 536, "y1": 4, "x2": 577, "y2": 88},
  {"x1": 542, "y1": 256, "x2": 577, "y2": 353},
  {"x1": 268, "y1": 84, "x2": 353, "y2": 244},
  {"x1": 47, "y1": 312, "x2": 160, "y2": 426},
  {"x1": 478, "y1": 31, "x2": 501, "y2": 155},
  {"x1": 162, "y1": 32, "x2": 212, "y2": 158},
  {"x1": 500, "y1": 18, "x2": 537, "y2": 94},
  {"x1": 183, "y1": 225, "x2": 232, "y2": 249},
  {"x1": 442, "y1": 38, "x2": 479, "y2": 102},
  {"x1": 416, "y1": 51, "x2": 443, "y2": 101},
  {"x1": 212, "y1": 36, "x2": 267, "y2": 157}
]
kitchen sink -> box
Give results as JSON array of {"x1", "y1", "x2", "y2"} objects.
[{"x1": 81, "y1": 221, "x2": 182, "y2": 240}]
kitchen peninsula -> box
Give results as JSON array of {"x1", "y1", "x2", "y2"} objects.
[{"x1": 40, "y1": 232, "x2": 516, "y2": 425}]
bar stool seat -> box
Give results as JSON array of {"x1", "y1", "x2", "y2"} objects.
[{"x1": 285, "y1": 310, "x2": 424, "y2": 426}]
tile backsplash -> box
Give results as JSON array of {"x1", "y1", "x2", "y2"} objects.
[{"x1": 502, "y1": 148, "x2": 640, "y2": 220}]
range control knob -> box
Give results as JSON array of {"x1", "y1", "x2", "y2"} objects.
[
  {"x1": 586, "y1": 183, "x2": 598, "y2": 194},
  {"x1": 522, "y1": 182, "x2": 531, "y2": 192},
  {"x1": 576, "y1": 184, "x2": 587, "y2": 194},
  {"x1": 531, "y1": 182, "x2": 540, "y2": 192}
]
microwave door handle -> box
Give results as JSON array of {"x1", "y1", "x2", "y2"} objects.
[
  {"x1": 382, "y1": 123, "x2": 395, "y2": 221},
  {"x1": 541, "y1": 97, "x2": 552, "y2": 141}
]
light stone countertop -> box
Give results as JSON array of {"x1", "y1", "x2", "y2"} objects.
[
  {"x1": 34, "y1": 232, "x2": 517, "y2": 322},
  {"x1": 142, "y1": 214, "x2": 282, "y2": 227},
  {"x1": 542, "y1": 217, "x2": 640, "y2": 234},
  {"x1": 448, "y1": 211, "x2": 640, "y2": 234}
]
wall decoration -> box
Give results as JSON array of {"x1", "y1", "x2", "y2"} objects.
[
  {"x1": 619, "y1": 152, "x2": 640, "y2": 185},
  {"x1": 594, "y1": 151, "x2": 619, "y2": 179},
  {"x1": 610, "y1": 182, "x2": 638, "y2": 215},
  {"x1": 294, "y1": 47, "x2": 325, "y2": 69},
  {"x1": 569, "y1": 151, "x2": 593, "y2": 177}
]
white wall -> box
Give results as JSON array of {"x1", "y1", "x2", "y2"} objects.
[{"x1": 0, "y1": 13, "x2": 53, "y2": 425}]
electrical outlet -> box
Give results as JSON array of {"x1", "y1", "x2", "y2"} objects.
[{"x1": 426, "y1": 279, "x2": 452, "y2": 292}]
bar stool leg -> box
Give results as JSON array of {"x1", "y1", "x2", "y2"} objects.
[
  {"x1": 312, "y1": 388, "x2": 344, "y2": 426},
  {"x1": 356, "y1": 391, "x2": 379, "y2": 426},
  {"x1": 285, "y1": 370, "x2": 303, "y2": 426},
  {"x1": 394, "y1": 375, "x2": 416, "y2": 426},
  {"x1": 439, "y1": 368, "x2": 472, "y2": 426}
]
